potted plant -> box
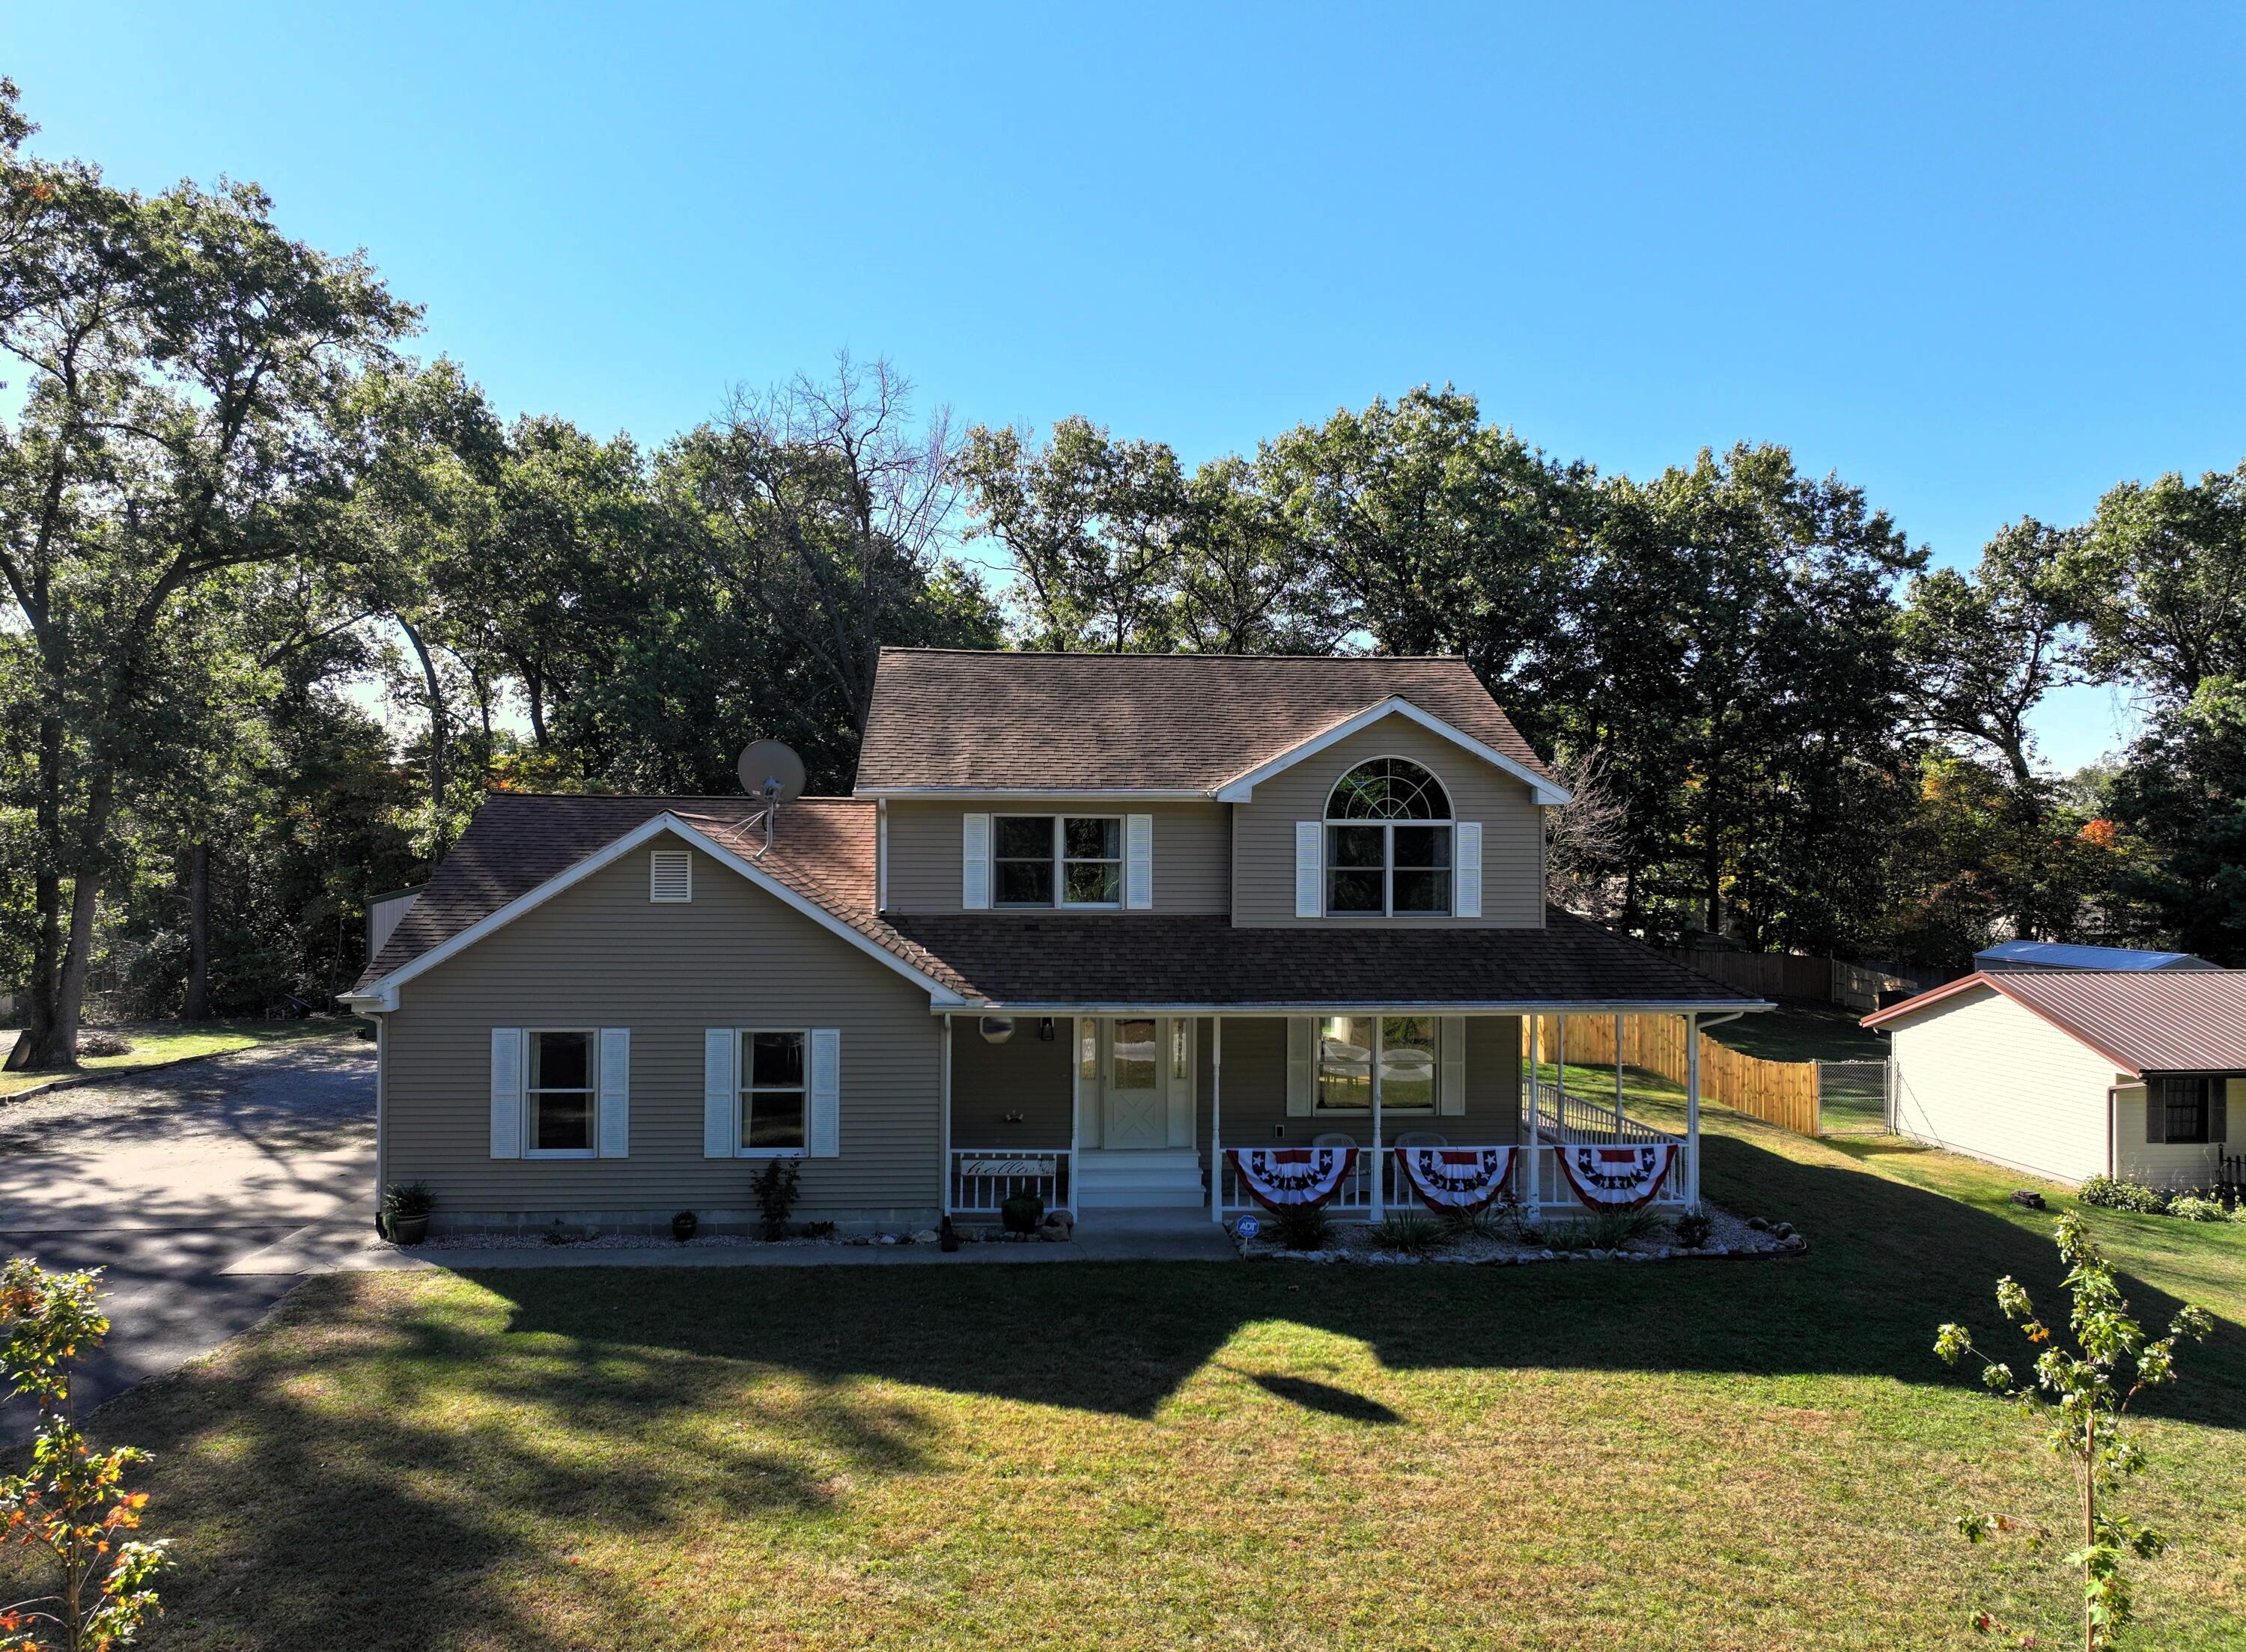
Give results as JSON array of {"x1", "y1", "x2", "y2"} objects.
[
  {"x1": 1000, "y1": 1190, "x2": 1044, "y2": 1235},
  {"x1": 672, "y1": 1209, "x2": 699, "y2": 1243},
  {"x1": 383, "y1": 1181, "x2": 436, "y2": 1246}
]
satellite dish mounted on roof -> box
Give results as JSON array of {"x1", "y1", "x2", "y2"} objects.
[{"x1": 738, "y1": 740, "x2": 806, "y2": 856}]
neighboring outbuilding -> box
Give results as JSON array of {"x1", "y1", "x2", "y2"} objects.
[
  {"x1": 1863, "y1": 970, "x2": 2244, "y2": 1189},
  {"x1": 1973, "y1": 939, "x2": 2216, "y2": 972}
]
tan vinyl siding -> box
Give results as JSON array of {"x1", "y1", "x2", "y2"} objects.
[
  {"x1": 883, "y1": 800, "x2": 1229, "y2": 914},
  {"x1": 1887, "y1": 987, "x2": 2117, "y2": 1183},
  {"x1": 1229, "y1": 718, "x2": 1545, "y2": 927},
  {"x1": 949, "y1": 1018, "x2": 1075, "y2": 1147},
  {"x1": 382, "y1": 847, "x2": 940, "y2": 1225},
  {"x1": 1194, "y1": 1014, "x2": 1524, "y2": 1148}
]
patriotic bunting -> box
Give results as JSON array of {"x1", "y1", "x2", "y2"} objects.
[
  {"x1": 1393, "y1": 1145, "x2": 1518, "y2": 1213},
  {"x1": 1553, "y1": 1142, "x2": 1677, "y2": 1211},
  {"x1": 1227, "y1": 1146, "x2": 1357, "y2": 1211}
]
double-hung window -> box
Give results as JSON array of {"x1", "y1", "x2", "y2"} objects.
[
  {"x1": 1325, "y1": 759, "x2": 1453, "y2": 916},
  {"x1": 526, "y1": 1030, "x2": 596, "y2": 1156},
  {"x1": 741, "y1": 1030, "x2": 808, "y2": 1153},
  {"x1": 2152, "y1": 1076, "x2": 2212, "y2": 1144},
  {"x1": 1313, "y1": 1015, "x2": 1436, "y2": 1112},
  {"x1": 993, "y1": 814, "x2": 1122, "y2": 908}
]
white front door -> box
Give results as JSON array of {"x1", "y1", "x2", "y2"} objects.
[{"x1": 1104, "y1": 1017, "x2": 1167, "y2": 1149}]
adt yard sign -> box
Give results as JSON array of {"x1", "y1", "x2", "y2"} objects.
[{"x1": 1233, "y1": 1216, "x2": 1260, "y2": 1240}]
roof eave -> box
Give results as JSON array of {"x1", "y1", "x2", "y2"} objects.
[{"x1": 1211, "y1": 696, "x2": 1570, "y2": 805}]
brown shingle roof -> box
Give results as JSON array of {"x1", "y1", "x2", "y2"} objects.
[
  {"x1": 352, "y1": 793, "x2": 971, "y2": 999},
  {"x1": 853, "y1": 649, "x2": 1559, "y2": 792},
  {"x1": 883, "y1": 910, "x2": 1762, "y2": 1009},
  {"x1": 1864, "y1": 969, "x2": 2246, "y2": 1075}
]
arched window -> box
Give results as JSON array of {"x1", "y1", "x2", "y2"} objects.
[{"x1": 1324, "y1": 759, "x2": 1453, "y2": 915}]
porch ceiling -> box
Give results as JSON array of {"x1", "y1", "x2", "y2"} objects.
[{"x1": 888, "y1": 909, "x2": 1766, "y2": 1014}]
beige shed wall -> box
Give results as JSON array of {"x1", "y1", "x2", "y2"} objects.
[
  {"x1": 381, "y1": 844, "x2": 943, "y2": 1227},
  {"x1": 1229, "y1": 717, "x2": 1546, "y2": 927},
  {"x1": 883, "y1": 800, "x2": 1229, "y2": 914},
  {"x1": 1887, "y1": 987, "x2": 2119, "y2": 1183}
]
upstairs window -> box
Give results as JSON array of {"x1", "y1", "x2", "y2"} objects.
[
  {"x1": 994, "y1": 815, "x2": 1123, "y2": 908},
  {"x1": 1325, "y1": 759, "x2": 1452, "y2": 916}
]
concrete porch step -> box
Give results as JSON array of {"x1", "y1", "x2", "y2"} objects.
[{"x1": 1075, "y1": 1148, "x2": 1205, "y2": 1209}]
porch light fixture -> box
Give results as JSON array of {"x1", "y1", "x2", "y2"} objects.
[
  {"x1": 1038, "y1": 1017, "x2": 1056, "y2": 1042},
  {"x1": 979, "y1": 1017, "x2": 1016, "y2": 1045}
]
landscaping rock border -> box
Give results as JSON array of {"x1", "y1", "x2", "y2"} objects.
[{"x1": 1231, "y1": 1203, "x2": 1804, "y2": 1265}]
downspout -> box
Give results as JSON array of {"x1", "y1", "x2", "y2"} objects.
[{"x1": 2106, "y1": 1085, "x2": 2119, "y2": 1180}]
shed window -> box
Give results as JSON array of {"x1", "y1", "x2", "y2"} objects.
[{"x1": 2153, "y1": 1076, "x2": 2212, "y2": 1144}]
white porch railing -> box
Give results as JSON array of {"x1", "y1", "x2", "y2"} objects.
[
  {"x1": 1216, "y1": 1135, "x2": 1690, "y2": 1222},
  {"x1": 1533, "y1": 1082, "x2": 1677, "y2": 1146},
  {"x1": 949, "y1": 1148, "x2": 1073, "y2": 1216}
]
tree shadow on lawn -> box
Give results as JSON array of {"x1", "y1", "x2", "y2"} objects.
[{"x1": 486, "y1": 1128, "x2": 2246, "y2": 1429}]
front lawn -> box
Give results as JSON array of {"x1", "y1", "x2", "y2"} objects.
[
  {"x1": 0, "y1": 1019, "x2": 350, "y2": 1098},
  {"x1": 16, "y1": 1110, "x2": 2245, "y2": 1649}
]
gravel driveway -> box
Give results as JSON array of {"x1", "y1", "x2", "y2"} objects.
[{"x1": 0, "y1": 1036, "x2": 375, "y2": 1439}]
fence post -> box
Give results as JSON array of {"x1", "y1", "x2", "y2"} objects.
[{"x1": 1813, "y1": 1059, "x2": 1823, "y2": 1136}]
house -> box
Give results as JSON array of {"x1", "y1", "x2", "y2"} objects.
[
  {"x1": 1974, "y1": 939, "x2": 2218, "y2": 973},
  {"x1": 344, "y1": 649, "x2": 1765, "y2": 1236},
  {"x1": 1864, "y1": 969, "x2": 2245, "y2": 1189}
]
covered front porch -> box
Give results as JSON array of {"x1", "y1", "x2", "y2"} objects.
[{"x1": 937, "y1": 1008, "x2": 1726, "y2": 1228}]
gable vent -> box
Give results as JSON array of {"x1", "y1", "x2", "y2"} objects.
[{"x1": 650, "y1": 849, "x2": 693, "y2": 903}]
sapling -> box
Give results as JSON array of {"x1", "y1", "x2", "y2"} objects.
[
  {"x1": 1934, "y1": 1213, "x2": 2210, "y2": 1650},
  {"x1": 0, "y1": 1258, "x2": 171, "y2": 1651}
]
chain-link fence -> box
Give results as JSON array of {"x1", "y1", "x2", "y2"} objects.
[{"x1": 1816, "y1": 1059, "x2": 1891, "y2": 1136}]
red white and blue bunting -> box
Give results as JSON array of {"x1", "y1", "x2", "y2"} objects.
[
  {"x1": 1228, "y1": 1146, "x2": 1357, "y2": 1211},
  {"x1": 1553, "y1": 1142, "x2": 1677, "y2": 1211},
  {"x1": 1393, "y1": 1145, "x2": 1518, "y2": 1213}
]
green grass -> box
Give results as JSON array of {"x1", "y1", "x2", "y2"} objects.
[
  {"x1": 18, "y1": 1100, "x2": 2246, "y2": 1650},
  {"x1": 0, "y1": 1019, "x2": 350, "y2": 1097},
  {"x1": 1702, "y1": 1004, "x2": 1887, "y2": 1064}
]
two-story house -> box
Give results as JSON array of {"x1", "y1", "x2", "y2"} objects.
[{"x1": 345, "y1": 649, "x2": 1763, "y2": 1236}]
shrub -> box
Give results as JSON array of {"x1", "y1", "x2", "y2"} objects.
[
  {"x1": 2168, "y1": 1195, "x2": 2238, "y2": 1223},
  {"x1": 1374, "y1": 1211, "x2": 1444, "y2": 1255},
  {"x1": 1270, "y1": 1202, "x2": 1333, "y2": 1252},
  {"x1": 0, "y1": 1259, "x2": 171, "y2": 1648},
  {"x1": 75, "y1": 1027, "x2": 133, "y2": 1058},
  {"x1": 1443, "y1": 1204, "x2": 1512, "y2": 1242},
  {"x1": 2078, "y1": 1176, "x2": 2170, "y2": 1215},
  {"x1": 1673, "y1": 1208, "x2": 1713, "y2": 1249},
  {"x1": 999, "y1": 1191, "x2": 1044, "y2": 1234},
  {"x1": 749, "y1": 1158, "x2": 803, "y2": 1240},
  {"x1": 381, "y1": 1181, "x2": 436, "y2": 1219},
  {"x1": 1550, "y1": 1208, "x2": 1663, "y2": 1251}
]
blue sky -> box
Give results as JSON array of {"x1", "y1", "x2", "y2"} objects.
[{"x1": 17, "y1": 2, "x2": 2245, "y2": 769}]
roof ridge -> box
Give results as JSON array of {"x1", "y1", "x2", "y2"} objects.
[{"x1": 877, "y1": 647, "x2": 1476, "y2": 664}]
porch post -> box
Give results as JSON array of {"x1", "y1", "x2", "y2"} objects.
[
  {"x1": 1614, "y1": 1012, "x2": 1625, "y2": 1141},
  {"x1": 1524, "y1": 1013, "x2": 1540, "y2": 1216},
  {"x1": 1684, "y1": 1012, "x2": 1701, "y2": 1208},
  {"x1": 940, "y1": 1014, "x2": 954, "y2": 1216},
  {"x1": 1210, "y1": 1015, "x2": 1224, "y2": 1225},
  {"x1": 1068, "y1": 1017, "x2": 1081, "y2": 1217},
  {"x1": 1369, "y1": 1014, "x2": 1384, "y2": 1219}
]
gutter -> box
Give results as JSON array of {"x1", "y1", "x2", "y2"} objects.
[{"x1": 932, "y1": 999, "x2": 1777, "y2": 1017}]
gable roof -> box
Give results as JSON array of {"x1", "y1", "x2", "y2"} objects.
[
  {"x1": 348, "y1": 794, "x2": 971, "y2": 1007},
  {"x1": 1975, "y1": 939, "x2": 2216, "y2": 972},
  {"x1": 1863, "y1": 969, "x2": 2246, "y2": 1076},
  {"x1": 853, "y1": 649, "x2": 1561, "y2": 796}
]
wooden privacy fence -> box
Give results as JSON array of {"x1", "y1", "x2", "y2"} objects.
[
  {"x1": 1657, "y1": 948, "x2": 1921, "y2": 1012},
  {"x1": 1533, "y1": 1014, "x2": 1821, "y2": 1139}
]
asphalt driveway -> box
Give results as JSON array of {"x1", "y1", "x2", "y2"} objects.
[{"x1": 0, "y1": 1036, "x2": 374, "y2": 1439}]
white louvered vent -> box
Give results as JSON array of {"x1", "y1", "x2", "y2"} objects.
[{"x1": 650, "y1": 849, "x2": 693, "y2": 903}]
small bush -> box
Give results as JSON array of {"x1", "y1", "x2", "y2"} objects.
[
  {"x1": 381, "y1": 1180, "x2": 436, "y2": 1219},
  {"x1": 1443, "y1": 1204, "x2": 1512, "y2": 1242},
  {"x1": 1271, "y1": 1203, "x2": 1333, "y2": 1252},
  {"x1": 2078, "y1": 1176, "x2": 2170, "y2": 1215},
  {"x1": 749, "y1": 1158, "x2": 803, "y2": 1240},
  {"x1": 1549, "y1": 1207, "x2": 1662, "y2": 1251},
  {"x1": 1673, "y1": 1208, "x2": 1713, "y2": 1248},
  {"x1": 1374, "y1": 1211, "x2": 1444, "y2": 1255},
  {"x1": 1000, "y1": 1191, "x2": 1044, "y2": 1234},
  {"x1": 76, "y1": 1027, "x2": 133, "y2": 1058},
  {"x1": 2169, "y1": 1195, "x2": 2239, "y2": 1223}
]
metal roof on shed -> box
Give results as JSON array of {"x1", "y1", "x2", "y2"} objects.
[
  {"x1": 1974, "y1": 939, "x2": 2214, "y2": 972},
  {"x1": 1864, "y1": 969, "x2": 2246, "y2": 1076}
]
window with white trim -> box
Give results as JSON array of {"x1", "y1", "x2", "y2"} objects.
[
  {"x1": 1313, "y1": 1015, "x2": 1436, "y2": 1112},
  {"x1": 527, "y1": 1029, "x2": 597, "y2": 1156},
  {"x1": 993, "y1": 814, "x2": 1123, "y2": 907},
  {"x1": 1324, "y1": 759, "x2": 1452, "y2": 915},
  {"x1": 740, "y1": 1029, "x2": 808, "y2": 1153}
]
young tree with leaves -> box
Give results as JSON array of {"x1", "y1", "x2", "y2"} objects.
[{"x1": 1935, "y1": 1213, "x2": 2211, "y2": 1650}]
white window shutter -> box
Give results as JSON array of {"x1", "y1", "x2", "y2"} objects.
[
  {"x1": 1454, "y1": 822, "x2": 1482, "y2": 919},
  {"x1": 1125, "y1": 813, "x2": 1154, "y2": 909},
  {"x1": 597, "y1": 1028, "x2": 631, "y2": 1157},
  {"x1": 703, "y1": 1028, "x2": 738, "y2": 1158},
  {"x1": 809, "y1": 1028, "x2": 842, "y2": 1157},
  {"x1": 1439, "y1": 1017, "x2": 1465, "y2": 1115},
  {"x1": 489, "y1": 1028, "x2": 523, "y2": 1159},
  {"x1": 1286, "y1": 1017, "x2": 1314, "y2": 1116},
  {"x1": 962, "y1": 813, "x2": 992, "y2": 909},
  {"x1": 1294, "y1": 822, "x2": 1322, "y2": 918}
]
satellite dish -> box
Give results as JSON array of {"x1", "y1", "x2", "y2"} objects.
[{"x1": 737, "y1": 740, "x2": 806, "y2": 805}]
